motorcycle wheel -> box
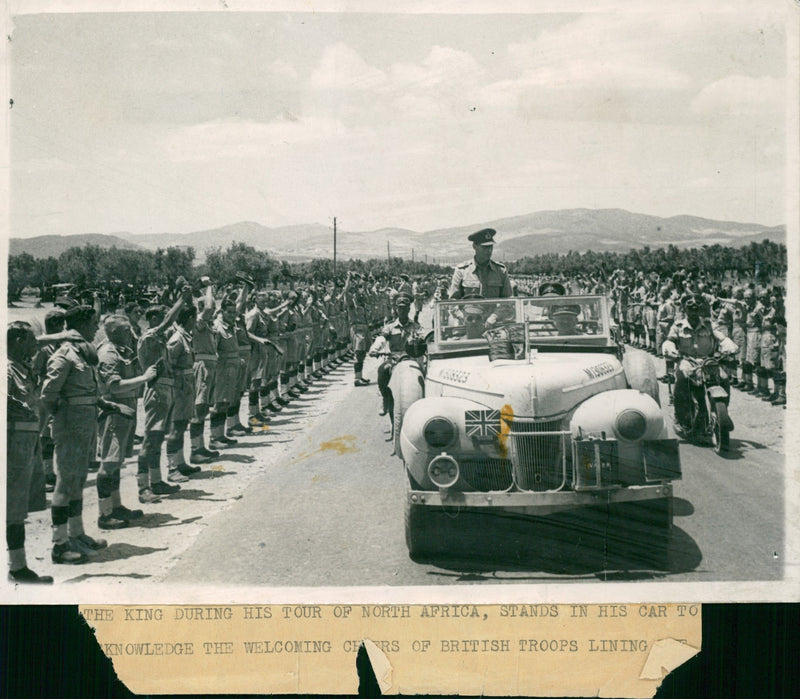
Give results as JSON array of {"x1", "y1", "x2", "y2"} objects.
[{"x1": 710, "y1": 401, "x2": 730, "y2": 454}]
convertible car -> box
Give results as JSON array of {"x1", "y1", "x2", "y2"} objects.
[{"x1": 389, "y1": 294, "x2": 680, "y2": 565}]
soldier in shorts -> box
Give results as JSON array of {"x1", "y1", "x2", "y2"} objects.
[
  {"x1": 136, "y1": 289, "x2": 191, "y2": 502},
  {"x1": 344, "y1": 272, "x2": 372, "y2": 387},
  {"x1": 95, "y1": 315, "x2": 157, "y2": 530},
  {"x1": 165, "y1": 305, "x2": 203, "y2": 481},
  {"x1": 7, "y1": 322, "x2": 54, "y2": 583},
  {"x1": 189, "y1": 279, "x2": 219, "y2": 464},
  {"x1": 41, "y1": 306, "x2": 134, "y2": 563}
]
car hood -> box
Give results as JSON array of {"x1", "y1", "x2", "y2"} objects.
[{"x1": 426, "y1": 353, "x2": 627, "y2": 418}]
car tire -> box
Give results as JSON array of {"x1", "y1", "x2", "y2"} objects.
[
  {"x1": 608, "y1": 497, "x2": 672, "y2": 569},
  {"x1": 623, "y1": 350, "x2": 661, "y2": 407},
  {"x1": 390, "y1": 361, "x2": 425, "y2": 460},
  {"x1": 404, "y1": 496, "x2": 439, "y2": 560}
]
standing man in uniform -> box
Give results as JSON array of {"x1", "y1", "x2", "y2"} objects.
[
  {"x1": 136, "y1": 289, "x2": 191, "y2": 502},
  {"x1": 7, "y1": 322, "x2": 54, "y2": 582},
  {"x1": 448, "y1": 228, "x2": 512, "y2": 301},
  {"x1": 40, "y1": 306, "x2": 134, "y2": 563}
]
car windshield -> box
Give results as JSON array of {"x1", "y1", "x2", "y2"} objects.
[{"x1": 434, "y1": 296, "x2": 611, "y2": 349}]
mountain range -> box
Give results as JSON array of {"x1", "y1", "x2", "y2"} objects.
[{"x1": 10, "y1": 208, "x2": 785, "y2": 263}]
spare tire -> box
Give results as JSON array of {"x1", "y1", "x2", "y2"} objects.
[
  {"x1": 623, "y1": 350, "x2": 661, "y2": 407},
  {"x1": 389, "y1": 360, "x2": 425, "y2": 460}
]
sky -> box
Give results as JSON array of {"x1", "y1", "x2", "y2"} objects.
[{"x1": 7, "y1": 3, "x2": 791, "y2": 238}]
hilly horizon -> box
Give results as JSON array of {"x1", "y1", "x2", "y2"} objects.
[{"x1": 10, "y1": 208, "x2": 785, "y2": 263}]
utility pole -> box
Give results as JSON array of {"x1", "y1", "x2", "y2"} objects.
[
  {"x1": 412, "y1": 248, "x2": 415, "y2": 262},
  {"x1": 333, "y1": 217, "x2": 337, "y2": 276},
  {"x1": 387, "y1": 240, "x2": 390, "y2": 261}
]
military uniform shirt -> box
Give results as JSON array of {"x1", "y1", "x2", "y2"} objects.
[
  {"x1": 666, "y1": 318, "x2": 728, "y2": 358},
  {"x1": 448, "y1": 259, "x2": 512, "y2": 299},
  {"x1": 8, "y1": 358, "x2": 38, "y2": 423}
]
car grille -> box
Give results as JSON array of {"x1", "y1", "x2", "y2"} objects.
[
  {"x1": 459, "y1": 458, "x2": 513, "y2": 491},
  {"x1": 508, "y1": 419, "x2": 569, "y2": 492}
]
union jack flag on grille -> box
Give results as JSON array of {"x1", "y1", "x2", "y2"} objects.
[{"x1": 464, "y1": 409, "x2": 501, "y2": 439}]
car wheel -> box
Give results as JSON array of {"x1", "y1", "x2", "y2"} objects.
[
  {"x1": 623, "y1": 350, "x2": 661, "y2": 407},
  {"x1": 404, "y1": 496, "x2": 439, "y2": 560},
  {"x1": 608, "y1": 497, "x2": 672, "y2": 569}
]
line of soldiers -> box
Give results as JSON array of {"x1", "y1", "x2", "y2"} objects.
[{"x1": 6, "y1": 268, "x2": 441, "y2": 582}]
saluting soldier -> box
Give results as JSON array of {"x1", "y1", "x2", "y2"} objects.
[
  {"x1": 165, "y1": 304, "x2": 202, "y2": 480},
  {"x1": 136, "y1": 289, "x2": 190, "y2": 502},
  {"x1": 95, "y1": 315, "x2": 157, "y2": 530},
  {"x1": 189, "y1": 279, "x2": 220, "y2": 464}
]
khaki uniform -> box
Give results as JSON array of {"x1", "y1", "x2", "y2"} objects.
[
  {"x1": 448, "y1": 259, "x2": 512, "y2": 300},
  {"x1": 7, "y1": 359, "x2": 40, "y2": 525}
]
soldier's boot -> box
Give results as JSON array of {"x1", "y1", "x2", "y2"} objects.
[
  {"x1": 7, "y1": 524, "x2": 53, "y2": 584},
  {"x1": 137, "y1": 459, "x2": 163, "y2": 504},
  {"x1": 771, "y1": 377, "x2": 786, "y2": 406},
  {"x1": 354, "y1": 369, "x2": 371, "y2": 387},
  {"x1": 166, "y1": 451, "x2": 190, "y2": 483},
  {"x1": 276, "y1": 374, "x2": 291, "y2": 405},
  {"x1": 110, "y1": 479, "x2": 144, "y2": 521},
  {"x1": 149, "y1": 454, "x2": 181, "y2": 495}
]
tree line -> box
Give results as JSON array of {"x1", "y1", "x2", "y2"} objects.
[
  {"x1": 8, "y1": 238, "x2": 786, "y2": 302},
  {"x1": 506, "y1": 240, "x2": 787, "y2": 282}
]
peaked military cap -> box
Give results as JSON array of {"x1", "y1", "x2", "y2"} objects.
[
  {"x1": 468, "y1": 228, "x2": 496, "y2": 246},
  {"x1": 538, "y1": 282, "x2": 566, "y2": 297},
  {"x1": 552, "y1": 304, "x2": 580, "y2": 316},
  {"x1": 395, "y1": 291, "x2": 413, "y2": 306}
]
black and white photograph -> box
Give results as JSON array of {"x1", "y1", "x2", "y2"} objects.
[{"x1": 3, "y1": 0, "x2": 797, "y2": 603}]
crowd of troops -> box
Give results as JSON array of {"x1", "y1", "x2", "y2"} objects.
[
  {"x1": 6, "y1": 271, "x2": 436, "y2": 583},
  {"x1": 5, "y1": 242, "x2": 788, "y2": 584}
]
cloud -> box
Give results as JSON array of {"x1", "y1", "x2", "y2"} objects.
[
  {"x1": 389, "y1": 46, "x2": 484, "y2": 90},
  {"x1": 690, "y1": 75, "x2": 784, "y2": 117},
  {"x1": 165, "y1": 116, "x2": 348, "y2": 162},
  {"x1": 309, "y1": 42, "x2": 386, "y2": 90}
]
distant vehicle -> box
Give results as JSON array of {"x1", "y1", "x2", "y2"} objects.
[
  {"x1": 391, "y1": 294, "x2": 680, "y2": 566},
  {"x1": 41, "y1": 283, "x2": 77, "y2": 304}
]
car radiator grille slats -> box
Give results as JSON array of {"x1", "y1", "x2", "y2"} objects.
[{"x1": 508, "y1": 420, "x2": 568, "y2": 492}]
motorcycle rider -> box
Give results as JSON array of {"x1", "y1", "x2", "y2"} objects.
[{"x1": 662, "y1": 294, "x2": 737, "y2": 433}]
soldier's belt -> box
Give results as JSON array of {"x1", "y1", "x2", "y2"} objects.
[
  {"x1": 238, "y1": 345, "x2": 251, "y2": 352},
  {"x1": 176, "y1": 368, "x2": 195, "y2": 376},
  {"x1": 63, "y1": 395, "x2": 97, "y2": 406},
  {"x1": 155, "y1": 377, "x2": 175, "y2": 386},
  {"x1": 195, "y1": 353, "x2": 218, "y2": 362},
  {"x1": 217, "y1": 352, "x2": 240, "y2": 360},
  {"x1": 9, "y1": 421, "x2": 39, "y2": 432}
]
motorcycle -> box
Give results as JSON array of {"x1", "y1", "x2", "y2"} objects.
[{"x1": 671, "y1": 353, "x2": 735, "y2": 454}]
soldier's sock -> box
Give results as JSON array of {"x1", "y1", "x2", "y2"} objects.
[
  {"x1": 51, "y1": 505, "x2": 69, "y2": 545},
  {"x1": 7, "y1": 524, "x2": 27, "y2": 571},
  {"x1": 248, "y1": 391, "x2": 260, "y2": 416},
  {"x1": 189, "y1": 422, "x2": 204, "y2": 451},
  {"x1": 166, "y1": 451, "x2": 180, "y2": 473},
  {"x1": 67, "y1": 500, "x2": 85, "y2": 538},
  {"x1": 210, "y1": 413, "x2": 225, "y2": 440},
  {"x1": 110, "y1": 471, "x2": 123, "y2": 509},
  {"x1": 96, "y1": 473, "x2": 114, "y2": 512}
]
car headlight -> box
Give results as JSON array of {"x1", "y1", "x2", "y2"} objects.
[
  {"x1": 428, "y1": 454, "x2": 460, "y2": 488},
  {"x1": 615, "y1": 409, "x2": 648, "y2": 441},
  {"x1": 423, "y1": 417, "x2": 456, "y2": 449}
]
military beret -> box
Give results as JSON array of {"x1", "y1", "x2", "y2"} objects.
[
  {"x1": 236, "y1": 271, "x2": 255, "y2": 286},
  {"x1": 552, "y1": 304, "x2": 580, "y2": 317},
  {"x1": 144, "y1": 305, "x2": 166, "y2": 321},
  {"x1": 399, "y1": 273, "x2": 411, "y2": 282},
  {"x1": 104, "y1": 314, "x2": 132, "y2": 336},
  {"x1": 44, "y1": 308, "x2": 66, "y2": 323},
  {"x1": 538, "y1": 282, "x2": 566, "y2": 297},
  {"x1": 395, "y1": 291, "x2": 413, "y2": 306},
  {"x1": 468, "y1": 228, "x2": 496, "y2": 246},
  {"x1": 63, "y1": 304, "x2": 95, "y2": 323}
]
